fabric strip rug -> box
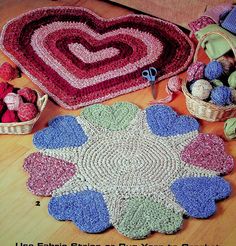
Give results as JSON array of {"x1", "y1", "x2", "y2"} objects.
[
  {"x1": 0, "y1": 7, "x2": 194, "y2": 109},
  {"x1": 24, "y1": 102, "x2": 233, "y2": 239}
]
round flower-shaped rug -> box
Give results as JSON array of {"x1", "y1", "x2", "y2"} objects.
[{"x1": 24, "y1": 102, "x2": 234, "y2": 239}]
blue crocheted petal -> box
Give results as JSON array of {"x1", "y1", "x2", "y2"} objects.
[
  {"x1": 48, "y1": 115, "x2": 76, "y2": 127},
  {"x1": 33, "y1": 116, "x2": 88, "y2": 149},
  {"x1": 146, "y1": 105, "x2": 199, "y2": 137},
  {"x1": 48, "y1": 190, "x2": 111, "y2": 233},
  {"x1": 48, "y1": 193, "x2": 79, "y2": 220},
  {"x1": 171, "y1": 176, "x2": 231, "y2": 218}
]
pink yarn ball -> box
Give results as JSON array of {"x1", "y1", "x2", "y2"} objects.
[
  {"x1": 18, "y1": 103, "x2": 38, "y2": 122},
  {"x1": 187, "y1": 61, "x2": 205, "y2": 81},
  {"x1": 3, "y1": 92, "x2": 23, "y2": 111},
  {"x1": 17, "y1": 87, "x2": 37, "y2": 103},
  {"x1": 168, "y1": 76, "x2": 182, "y2": 92}
]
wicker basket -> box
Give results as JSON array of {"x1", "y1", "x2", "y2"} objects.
[
  {"x1": 0, "y1": 91, "x2": 48, "y2": 134},
  {"x1": 182, "y1": 31, "x2": 236, "y2": 122}
]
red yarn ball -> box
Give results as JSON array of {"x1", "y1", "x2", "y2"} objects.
[
  {"x1": 0, "y1": 82, "x2": 14, "y2": 99},
  {"x1": 1, "y1": 110, "x2": 19, "y2": 123},
  {"x1": 168, "y1": 76, "x2": 182, "y2": 92},
  {"x1": 17, "y1": 87, "x2": 37, "y2": 103},
  {"x1": 0, "y1": 62, "x2": 18, "y2": 81},
  {"x1": 0, "y1": 100, "x2": 5, "y2": 115},
  {"x1": 187, "y1": 61, "x2": 205, "y2": 81},
  {"x1": 18, "y1": 103, "x2": 38, "y2": 121}
]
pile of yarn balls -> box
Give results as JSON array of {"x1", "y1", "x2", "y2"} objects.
[
  {"x1": 0, "y1": 82, "x2": 38, "y2": 123},
  {"x1": 187, "y1": 58, "x2": 236, "y2": 106}
]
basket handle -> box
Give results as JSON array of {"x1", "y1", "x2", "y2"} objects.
[
  {"x1": 194, "y1": 31, "x2": 236, "y2": 62},
  {"x1": 38, "y1": 94, "x2": 48, "y2": 112}
]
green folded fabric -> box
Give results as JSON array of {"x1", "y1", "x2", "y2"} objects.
[{"x1": 195, "y1": 24, "x2": 236, "y2": 59}]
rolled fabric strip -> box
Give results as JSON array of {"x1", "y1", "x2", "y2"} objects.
[{"x1": 149, "y1": 76, "x2": 182, "y2": 104}]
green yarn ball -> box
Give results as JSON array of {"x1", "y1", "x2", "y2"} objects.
[
  {"x1": 224, "y1": 118, "x2": 236, "y2": 139},
  {"x1": 211, "y1": 79, "x2": 224, "y2": 87},
  {"x1": 228, "y1": 71, "x2": 236, "y2": 88}
]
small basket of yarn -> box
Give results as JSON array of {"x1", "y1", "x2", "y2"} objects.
[
  {"x1": 0, "y1": 86, "x2": 48, "y2": 134},
  {"x1": 182, "y1": 31, "x2": 236, "y2": 121}
]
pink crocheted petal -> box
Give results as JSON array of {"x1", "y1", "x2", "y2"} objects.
[
  {"x1": 23, "y1": 152, "x2": 76, "y2": 196},
  {"x1": 181, "y1": 133, "x2": 234, "y2": 174}
]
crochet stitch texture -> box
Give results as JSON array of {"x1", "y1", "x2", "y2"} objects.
[
  {"x1": 0, "y1": 7, "x2": 194, "y2": 109},
  {"x1": 24, "y1": 102, "x2": 234, "y2": 239}
]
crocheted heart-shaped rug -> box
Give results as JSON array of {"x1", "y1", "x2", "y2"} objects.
[
  {"x1": 0, "y1": 7, "x2": 194, "y2": 109},
  {"x1": 23, "y1": 102, "x2": 234, "y2": 239}
]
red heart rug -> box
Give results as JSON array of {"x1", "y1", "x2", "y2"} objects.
[{"x1": 0, "y1": 7, "x2": 194, "y2": 109}]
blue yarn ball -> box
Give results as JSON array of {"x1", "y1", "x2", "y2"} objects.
[
  {"x1": 211, "y1": 86, "x2": 232, "y2": 106},
  {"x1": 204, "y1": 61, "x2": 224, "y2": 80}
]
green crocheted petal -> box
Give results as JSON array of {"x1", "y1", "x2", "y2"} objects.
[
  {"x1": 115, "y1": 197, "x2": 183, "y2": 239},
  {"x1": 80, "y1": 102, "x2": 139, "y2": 131}
]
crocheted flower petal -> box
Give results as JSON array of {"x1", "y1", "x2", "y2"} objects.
[
  {"x1": 181, "y1": 133, "x2": 234, "y2": 174},
  {"x1": 42, "y1": 148, "x2": 83, "y2": 167},
  {"x1": 23, "y1": 152, "x2": 76, "y2": 196},
  {"x1": 33, "y1": 115, "x2": 88, "y2": 149},
  {"x1": 48, "y1": 190, "x2": 111, "y2": 233},
  {"x1": 115, "y1": 197, "x2": 183, "y2": 239},
  {"x1": 52, "y1": 176, "x2": 89, "y2": 197},
  {"x1": 80, "y1": 102, "x2": 139, "y2": 131},
  {"x1": 146, "y1": 105, "x2": 199, "y2": 137},
  {"x1": 171, "y1": 176, "x2": 231, "y2": 218}
]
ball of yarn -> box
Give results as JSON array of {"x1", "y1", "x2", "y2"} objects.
[
  {"x1": 1, "y1": 110, "x2": 19, "y2": 123},
  {"x1": 18, "y1": 103, "x2": 38, "y2": 121},
  {"x1": 0, "y1": 82, "x2": 14, "y2": 99},
  {"x1": 150, "y1": 76, "x2": 182, "y2": 104},
  {"x1": 0, "y1": 100, "x2": 5, "y2": 115},
  {"x1": 217, "y1": 56, "x2": 235, "y2": 75},
  {"x1": 17, "y1": 87, "x2": 37, "y2": 103},
  {"x1": 0, "y1": 62, "x2": 19, "y2": 81},
  {"x1": 187, "y1": 61, "x2": 205, "y2": 81},
  {"x1": 3, "y1": 93, "x2": 23, "y2": 111},
  {"x1": 224, "y1": 118, "x2": 236, "y2": 139},
  {"x1": 168, "y1": 76, "x2": 182, "y2": 92},
  {"x1": 211, "y1": 86, "x2": 232, "y2": 106},
  {"x1": 228, "y1": 71, "x2": 236, "y2": 89},
  {"x1": 204, "y1": 61, "x2": 224, "y2": 80},
  {"x1": 231, "y1": 88, "x2": 236, "y2": 103},
  {"x1": 191, "y1": 79, "x2": 213, "y2": 100},
  {"x1": 187, "y1": 80, "x2": 196, "y2": 92},
  {"x1": 211, "y1": 79, "x2": 224, "y2": 87}
]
